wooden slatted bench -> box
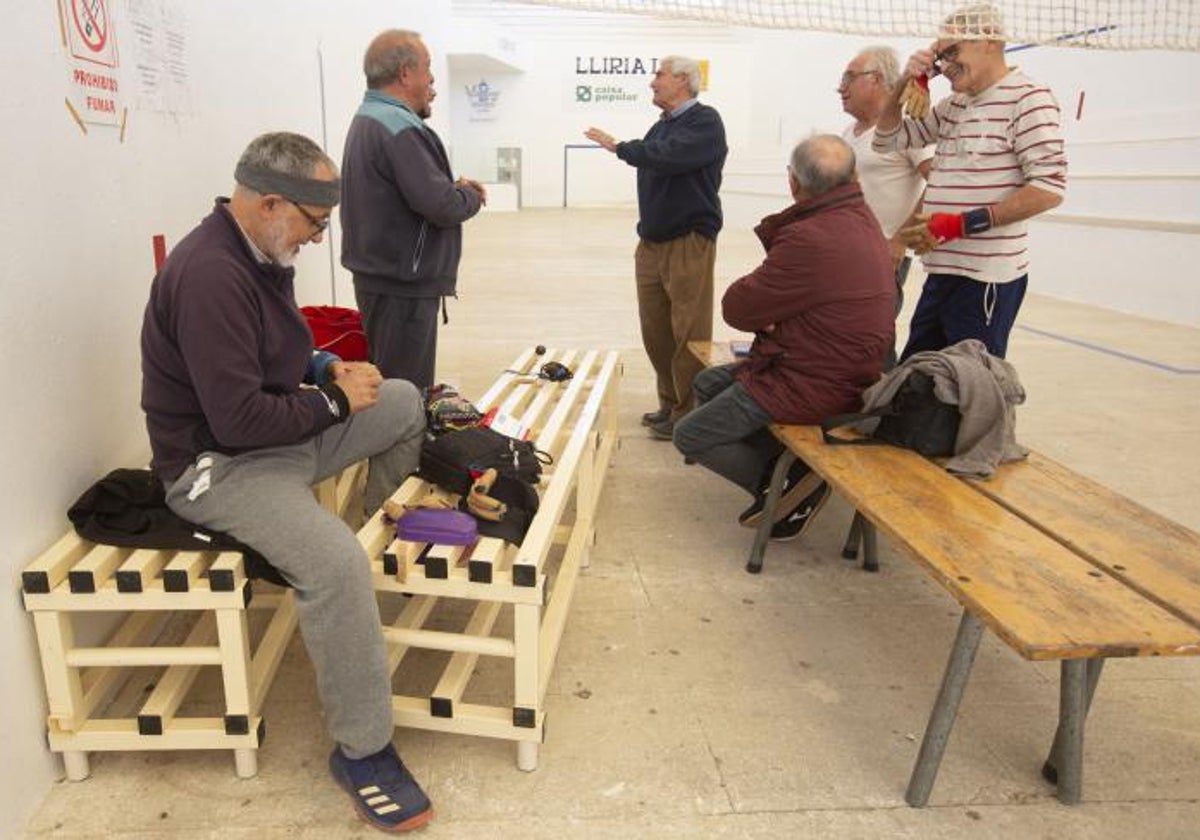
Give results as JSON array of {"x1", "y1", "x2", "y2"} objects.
[
  {"x1": 689, "y1": 340, "x2": 1200, "y2": 806},
  {"x1": 355, "y1": 347, "x2": 620, "y2": 770},
  {"x1": 20, "y1": 465, "x2": 365, "y2": 780}
]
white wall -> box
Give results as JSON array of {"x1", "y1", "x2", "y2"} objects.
[
  {"x1": 440, "y1": 8, "x2": 1198, "y2": 324},
  {"x1": 724, "y1": 29, "x2": 1200, "y2": 326},
  {"x1": 447, "y1": 6, "x2": 756, "y2": 208},
  {"x1": 0, "y1": 3, "x2": 452, "y2": 836}
]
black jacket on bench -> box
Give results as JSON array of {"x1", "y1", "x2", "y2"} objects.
[{"x1": 68, "y1": 468, "x2": 287, "y2": 586}]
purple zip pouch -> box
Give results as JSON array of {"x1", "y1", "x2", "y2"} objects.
[{"x1": 395, "y1": 508, "x2": 478, "y2": 545}]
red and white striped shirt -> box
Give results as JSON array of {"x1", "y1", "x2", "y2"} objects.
[{"x1": 874, "y1": 69, "x2": 1067, "y2": 285}]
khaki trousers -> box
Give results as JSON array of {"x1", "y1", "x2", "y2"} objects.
[{"x1": 634, "y1": 232, "x2": 716, "y2": 421}]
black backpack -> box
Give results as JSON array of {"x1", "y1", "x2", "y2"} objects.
[
  {"x1": 418, "y1": 426, "x2": 550, "y2": 497},
  {"x1": 821, "y1": 371, "x2": 961, "y2": 457}
]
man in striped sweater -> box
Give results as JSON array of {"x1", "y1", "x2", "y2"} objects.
[{"x1": 874, "y1": 2, "x2": 1067, "y2": 360}]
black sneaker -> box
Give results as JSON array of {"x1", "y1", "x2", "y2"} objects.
[
  {"x1": 647, "y1": 418, "x2": 675, "y2": 441},
  {"x1": 769, "y1": 482, "x2": 831, "y2": 542},
  {"x1": 738, "y1": 460, "x2": 819, "y2": 528},
  {"x1": 641, "y1": 407, "x2": 670, "y2": 427}
]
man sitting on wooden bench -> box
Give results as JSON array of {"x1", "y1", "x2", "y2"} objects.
[
  {"x1": 673, "y1": 135, "x2": 895, "y2": 540},
  {"x1": 140, "y1": 132, "x2": 432, "y2": 833}
]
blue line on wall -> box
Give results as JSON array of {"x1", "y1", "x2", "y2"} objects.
[{"x1": 1016, "y1": 324, "x2": 1200, "y2": 375}]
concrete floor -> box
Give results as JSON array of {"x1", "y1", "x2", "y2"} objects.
[{"x1": 22, "y1": 208, "x2": 1200, "y2": 839}]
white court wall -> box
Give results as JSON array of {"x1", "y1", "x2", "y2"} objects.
[
  {"x1": 0, "y1": 4, "x2": 452, "y2": 837},
  {"x1": 444, "y1": 10, "x2": 1199, "y2": 324},
  {"x1": 447, "y1": 5, "x2": 756, "y2": 208},
  {"x1": 729, "y1": 29, "x2": 1200, "y2": 326}
]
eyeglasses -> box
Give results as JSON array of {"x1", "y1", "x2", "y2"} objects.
[
  {"x1": 287, "y1": 198, "x2": 330, "y2": 234},
  {"x1": 933, "y1": 42, "x2": 964, "y2": 71},
  {"x1": 838, "y1": 70, "x2": 878, "y2": 88}
]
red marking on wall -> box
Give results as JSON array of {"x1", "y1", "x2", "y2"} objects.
[{"x1": 153, "y1": 235, "x2": 167, "y2": 272}]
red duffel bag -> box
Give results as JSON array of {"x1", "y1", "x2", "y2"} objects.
[{"x1": 301, "y1": 305, "x2": 369, "y2": 362}]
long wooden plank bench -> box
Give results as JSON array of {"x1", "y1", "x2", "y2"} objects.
[
  {"x1": 354, "y1": 347, "x2": 620, "y2": 770},
  {"x1": 20, "y1": 466, "x2": 365, "y2": 780},
  {"x1": 689, "y1": 340, "x2": 1200, "y2": 806}
]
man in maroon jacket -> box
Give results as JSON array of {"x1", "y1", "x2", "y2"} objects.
[{"x1": 674, "y1": 135, "x2": 895, "y2": 540}]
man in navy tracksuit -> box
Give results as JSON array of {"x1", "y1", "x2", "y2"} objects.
[
  {"x1": 586, "y1": 56, "x2": 727, "y2": 440},
  {"x1": 341, "y1": 29, "x2": 486, "y2": 390}
]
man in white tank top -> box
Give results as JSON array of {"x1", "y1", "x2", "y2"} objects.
[{"x1": 839, "y1": 45, "x2": 933, "y2": 265}]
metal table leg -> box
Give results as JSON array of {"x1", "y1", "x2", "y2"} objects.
[
  {"x1": 1041, "y1": 662, "x2": 1104, "y2": 787},
  {"x1": 841, "y1": 512, "x2": 864, "y2": 560},
  {"x1": 1052, "y1": 659, "x2": 1092, "y2": 804},
  {"x1": 745, "y1": 452, "x2": 794, "y2": 574},
  {"x1": 1042, "y1": 658, "x2": 1104, "y2": 788},
  {"x1": 861, "y1": 519, "x2": 879, "y2": 572},
  {"x1": 905, "y1": 610, "x2": 985, "y2": 807}
]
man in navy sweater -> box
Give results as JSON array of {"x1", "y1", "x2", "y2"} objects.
[{"x1": 586, "y1": 55, "x2": 727, "y2": 440}]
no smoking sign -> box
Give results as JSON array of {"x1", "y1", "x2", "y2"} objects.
[{"x1": 66, "y1": 0, "x2": 118, "y2": 68}]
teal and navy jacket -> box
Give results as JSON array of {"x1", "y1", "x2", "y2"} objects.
[{"x1": 340, "y1": 91, "x2": 482, "y2": 298}]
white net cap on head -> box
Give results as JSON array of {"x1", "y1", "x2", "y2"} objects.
[{"x1": 940, "y1": 3, "x2": 1006, "y2": 41}]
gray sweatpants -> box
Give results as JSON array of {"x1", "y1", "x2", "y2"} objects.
[{"x1": 165, "y1": 379, "x2": 425, "y2": 759}]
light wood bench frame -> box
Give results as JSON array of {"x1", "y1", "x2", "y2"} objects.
[
  {"x1": 691, "y1": 340, "x2": 1200, "y2": 807},
  {"x1": 355, "y1": 347, "x2": 621, "y2": 770},
  {"x1": 21, "y1": 467, "x2": 365, "y2": 780}
]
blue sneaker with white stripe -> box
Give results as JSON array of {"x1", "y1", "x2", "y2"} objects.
[{"x1": 329, "y1": 743, "x2": 434, "y2": 833}]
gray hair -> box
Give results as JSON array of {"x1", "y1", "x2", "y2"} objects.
[
  {"x1": 235, "y1": 132, "x2": 337, "y2": 186},
  {"x1": 660, "y1": 55, "x2": 701, "y2": 97},
  {"x1": 789, "y1": 135, "x2": 856, "y2": 197},
  {"x1": 856, "y1": 45, "x2": 900, "y2": 91},
  {"x1": 364, "y1": 29, "x2": 423, "y2": 89}
]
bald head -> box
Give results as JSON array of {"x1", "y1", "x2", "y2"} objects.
[
  {"x1": 788, "y1": 135, "x2": 856, "y2": 199},
  {"x1": 364, "y1": 29, "x2": 424, "y2": 89}
]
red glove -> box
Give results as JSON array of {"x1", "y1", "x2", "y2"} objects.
[{"x1": 927, "y1": 213, "x2": 965, "y2": 244}]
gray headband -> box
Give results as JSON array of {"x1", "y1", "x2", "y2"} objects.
[{"x1": 234, "y1": 162, "x2": 341, "y2": 207}]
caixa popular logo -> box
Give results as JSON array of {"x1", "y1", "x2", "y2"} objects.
[
  {"x1": 573, "y1": 56, "x2": 655, "y2": 106},
  {"x1": 575, "y1": 85, "x2": 638, "y2": 105}
]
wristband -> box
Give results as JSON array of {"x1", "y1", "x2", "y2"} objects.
[
  {"x1": 318, "y1": 382, "x2": 350, "y2": 422},
  {"x1": 308, "y1": 350, "x2": 341, "y2": 386},
  {"x1": 927, "y1": 208, "x2": 994, "y2": 245},
  {"x1": 962, "y1": 206, "x2": 995, "y2": 235}
]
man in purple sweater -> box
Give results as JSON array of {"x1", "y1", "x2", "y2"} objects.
[{"x1": 141, "y1": 132, "x2": 433, "y2": 833}]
